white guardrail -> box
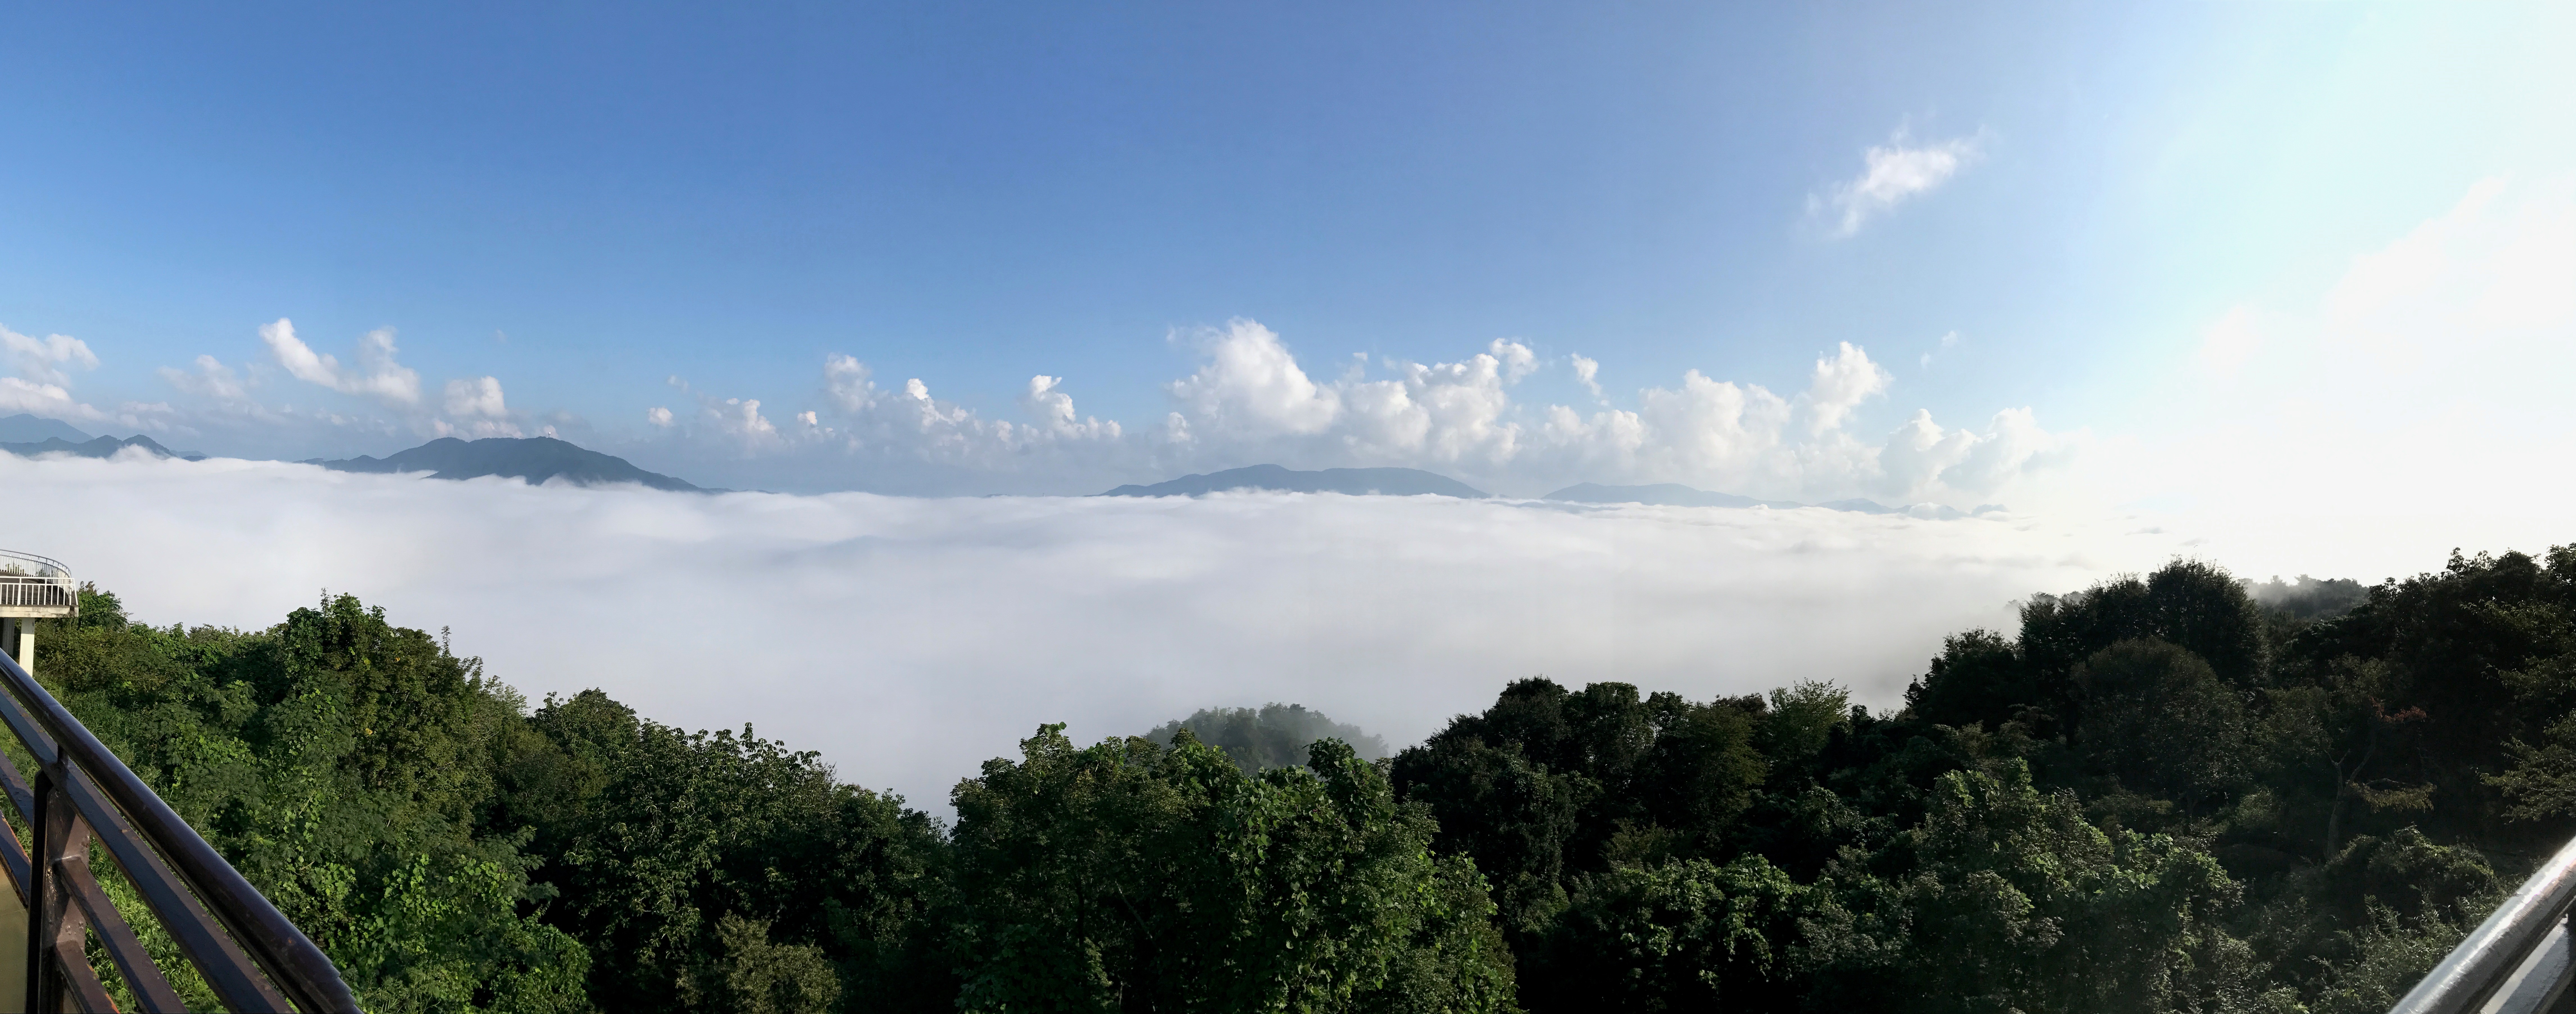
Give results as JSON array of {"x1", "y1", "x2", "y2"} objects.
[{"x1": 0, "y1": 552, "x2": 74, "y2": 614}]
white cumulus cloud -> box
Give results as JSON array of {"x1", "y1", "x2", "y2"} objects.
[
  {"x1": 260, "y1": 319, "x2": 422, "y2": 408},
  {"x1": 1, "y1": 325, "x2": 101, "y2": 386},
  {"x1": 1167, "y1": 319, "x2": 1343, "y2": 438},
  {"x1": 1816, "y1": 128, "x2": 1985, "y2": 237}
]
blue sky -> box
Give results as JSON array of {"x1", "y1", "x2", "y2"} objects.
[{"x1": 3, "y1": 1, "x2": 2570, "y2": 502}]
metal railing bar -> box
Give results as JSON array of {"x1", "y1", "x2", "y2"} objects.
[
  {"x1": 56, "y1": 949, "x2": 119, "y2": 1014},
  {"x1": 2392, "y1": 834, "x2": 2576, "y2": 1014},
  {"x1": 0, "y1": 694, "x2": 51, "y2": 906},
  {"x1": 58, "y1": 755, "x2": 291, "y2": 1011},
  {"x1": 0, "y1": 811, "x2": 25, "y2": 910},
  {"x1": 0, "y1": 653, "x2": 356, "y2": 1013},
  {"x1": 0, "y1": 747, "x2": 37, "y2": 829},
  {"x1": 0, "y1": 680, "x2": 60, "y2": 773},
  {"x1": 59, "y1": 854, "x2": 187, "y2": 1013}
]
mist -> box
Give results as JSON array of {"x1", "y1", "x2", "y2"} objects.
[{"x1": 5, "y1": 450, "x2": 2553, "y2": 813}]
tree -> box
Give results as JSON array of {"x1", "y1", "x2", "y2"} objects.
[
  {"x1": 947, "y1": 726, "x2": 1518, "y2": 1012},
  {"x1": 1797, "y1": 762, "x2": 2253, "y2": 1014},
  {"x1": 1526, "y1": 857, "x2": 1806, "y2": 1011},
  {"x1": 1144, "y1": 702, "x2": 1390, "y2": 771},
  {"x1": 1905, "y1": 631, "x2": 2035, "y2": 730},
  {"x1": 2073, "y1": 639, "x2": 2252, "y2": 815}
]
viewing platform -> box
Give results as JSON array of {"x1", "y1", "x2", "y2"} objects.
[{"x1": 0, "y1": 552, "x2": 74, "y2": 679}]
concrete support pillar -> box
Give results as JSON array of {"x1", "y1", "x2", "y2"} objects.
[{"x1": 0, "y1": 617, "x2": 26, "y2": 675}]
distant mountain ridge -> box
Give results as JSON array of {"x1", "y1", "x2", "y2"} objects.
[
  {"x1": 1102, "y1": 464, "x2": 1488, "y2": 499},
  {"x1": 0, "y1": 414, "x2": 97, "y2": 444},
  {"x1": 0, "y1": 434, "x2": 206, "y2": 462},
  {"x1": 1543, "y1": 482, "x2": 1996, "y2": 519},
  {"x1": 311, "y1": 437, "x2": 703, "y2": 491}
]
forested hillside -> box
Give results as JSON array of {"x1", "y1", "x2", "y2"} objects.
[{"x1": 20, "y1": 543, "x2": 2576, "y2": 1012}]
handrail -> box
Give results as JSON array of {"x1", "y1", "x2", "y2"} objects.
[
  {"x1": 2392, "y1": 834, "x2": 2576, "y2": 1014},
  {"x1": 0, "y1": 549, "x2": 76, "y2": 615},
  {"x1": 0, "y1": 642, "x2": 360, "y2": 1011},
  {"x1": 0, "y1": 551, "x2": 70, "y2": 579}
]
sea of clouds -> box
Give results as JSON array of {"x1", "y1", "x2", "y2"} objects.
[{"x1": 9, "y1": 451, "x2": 2559, "y2": 815}]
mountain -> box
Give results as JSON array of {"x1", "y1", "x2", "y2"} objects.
[
  {"x1": 0, "y1": 414, "x2": 93, "y2": 444},
  {"x1": 311, "y1": 436, "x2": 702, "y2": 491},
  {"x1": 1101, "y1": 464, "x2": 1488, "y2": 498},
  {"x1": 0, "y1": 434, "x2": 204, "y2": 461},
  {"x1": 1542, "y1": 482, "x2": 1804, "y2": 509}
]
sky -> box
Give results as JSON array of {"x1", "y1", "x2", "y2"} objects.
[
  {"x1": 4, "y1": 1, "x2": 2567, "y2": 503},
  {"x1": 1, "y1": 2, "x2": 2572, "y2": 797}
]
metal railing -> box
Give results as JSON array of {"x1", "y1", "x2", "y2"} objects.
[
  {"x1": 0, "y1": 646, "x2": 359, "y2": 1011},
  {"x1": 0, "y1": 552, "x2": 75, "y2": 614},
  {"x1": 2393, "y1": 835, "x2": 2576, "y2": 1014}
]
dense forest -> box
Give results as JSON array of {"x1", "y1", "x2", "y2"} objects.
[{"x1": 19, "y1": 543, "x2": 2576, "y2": 1012}]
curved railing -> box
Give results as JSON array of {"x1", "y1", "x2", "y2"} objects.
[
  {"x1": 2391, "y1": 835, "x2": 2576, "y2": 1013},
  {"x1": 0, "y1": 551, "x2": 75, "y2": 615},
  {"x1": 0, "y1": 646, "x2": 359, "y2": 1011}
]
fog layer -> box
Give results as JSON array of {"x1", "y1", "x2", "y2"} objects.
[{"x1": 6, "y1": 451, "x2": 2554, "y2": 812}]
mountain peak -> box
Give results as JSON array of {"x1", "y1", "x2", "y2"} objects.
[{"x1": 315, "y1": 436, "x2": 702, "y2": 491}]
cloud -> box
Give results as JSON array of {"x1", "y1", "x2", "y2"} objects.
[
  {"x1": 0, "y1": 326, "x2": 185, "y2": 435},
  {"x1": 823, "y1": 354, "x2": 876, "y2": 413},
  {"x1": 708, "y1": 398, "x2": 776, "y2": 441},
  {"x1": 1019, "y1": 376, "x2": 1121, "y2": 440},
  {"x1": 622, "y1": 324, "x2": 2070, "y2": 504},
  {"x1": 1816, "y1": 128, "x2": 1984, "y2": 237},
  {"x1": 435, "y1": 377, "x2": 522, "y2": 438},
  {"x1": 1799, "y1": 341, "x2": 1893, "y2": 435},
  {"x1": 1, "y1": 326, "x2": 100, "y2": 386},
  {"x1": 1880, "y1": 407, "x2": 2082, "y2": 503},
  {"x1": 1167, "y1": 319, "x2": 1342, "y2": 438},
  {"x1": 1570, "y1": 355, "x2": 1603, "y2": 400},
  {"x1": 160, "y1": 356, "x2": 253, "y2": 402},
  {"x1": 148, "y1": 311, "x2": 2073, "y2": 506},
  {"x1": 3, "y1": 451, "x2": 2384, "y2": 816},
  {"x1": 260, "y1": 319, "x2": 422, "y2": 408}
]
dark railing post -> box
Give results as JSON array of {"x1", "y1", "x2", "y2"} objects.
[
  {"x1": 23, "y1": 768, "x2": 46, "y2": 1014},
  {"x1": 31, "y1": 765, "x2": 119, "y2": 1014}
]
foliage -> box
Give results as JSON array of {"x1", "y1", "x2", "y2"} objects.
[
  {"x1": 945, "y1": 725, "x2": 1517, "y2": 1013},
  {"x1": 1144, "y1": 702, "x2": 1391, "y2": 771}
]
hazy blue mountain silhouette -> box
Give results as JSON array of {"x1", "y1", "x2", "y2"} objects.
[
  {"x1": 1101, "y1": 464, "x2": 1488, "y2": 498},
  {"x1": 1542, "y1": 483, "x2": 1805, "y2": 509},
  {"x1": 311, "y1": 436, "x2": 702, "y2": 491},
  {"x1": 0, "y1": 414, "x2": 94, "y2": 444},
  {"x1": 0, "y1": 434, "x2": 204, "y2": 461}
]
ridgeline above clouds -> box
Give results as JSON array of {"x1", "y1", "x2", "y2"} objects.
[{"x1": 309, "y1": 436, "x2": 704, "y2": 492}]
